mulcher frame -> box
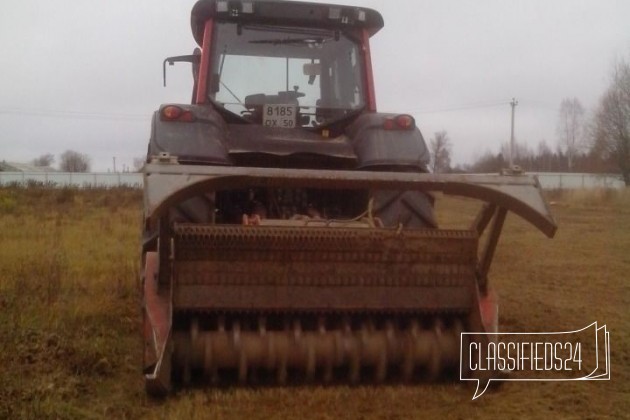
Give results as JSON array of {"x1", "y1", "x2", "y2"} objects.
[{"x1": 142, "y1": 162, "x2": 556, "y2": 394}]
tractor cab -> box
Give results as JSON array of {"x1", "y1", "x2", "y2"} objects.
[
  {"x1": 209, "y1": 21, "x2": 365, "y2": 128},
  {"x1": 190, "y1": 0, "x2": 384, "y2": 130}
]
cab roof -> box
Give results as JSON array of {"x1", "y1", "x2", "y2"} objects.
[{"x1": 191, "y1": 0, "x2": 384, "y2": 46}]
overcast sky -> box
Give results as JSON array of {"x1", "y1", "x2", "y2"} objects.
[{"x1": 1, "y1": 0, "x2": 629, "y2": 171}]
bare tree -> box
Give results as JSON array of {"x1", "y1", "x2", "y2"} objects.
[
  {"x1": 536, "y1": 140, "x2": 553, "y2": 172},
  {"x1": 592, "y1": 58, "x2": 630, "y2": 186},
  {"x1": 557, "y1": 97, "x2": 585, "y2": 171},
  {"x1": 429, "y1": 130, "x2": 452, "y2": 173},
  {"x1": 470, "y1": 151, "x2": 503, "y2": 173},
  {"x1": 500, "y1": 140, "x2": 532, "y2": 167},
  {"x1": 59, "y1": 150, "x2": 91, "y2": 172},
  {"x1": 32, "y1": 153, "x2": 54, "y2": 167},
  {"x1": 133, "y1": 157, "x2": 146, "y2": 172}
]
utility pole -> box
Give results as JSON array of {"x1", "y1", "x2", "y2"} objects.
[
  {"x1": 113, "y1": 157, "x2": 117, "y2": 173},
  {"x1": 509, "y1": 98, "x2": 518, "y2": 168}
]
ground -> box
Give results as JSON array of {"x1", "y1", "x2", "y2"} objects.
[{"x1": 0, "y1": 186, "x2": 627, "y2": 419}]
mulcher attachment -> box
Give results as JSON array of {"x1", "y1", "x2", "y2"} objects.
[
  {"x1": 146, "y1": 225, "x2": 476, "y2": 393},
  {"x1": 172, "y1": 315, "x2": 464, "y2": 386},
  {"x1": 172, "y1": 225, "x2": 478, "y2": 313},
  {"x1": 142, "y1": 165, "x2": 556, "y2": 395}
]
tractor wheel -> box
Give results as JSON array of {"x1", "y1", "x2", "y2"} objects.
[{"x1": 372, "y1": 190, "x2": 437, "y2": 228}]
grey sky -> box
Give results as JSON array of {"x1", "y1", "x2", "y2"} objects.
[{"x1": 1, "y1": 0, "x2": 628, "y2": 171}]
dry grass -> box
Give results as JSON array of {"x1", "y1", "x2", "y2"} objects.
[
  {"x1": 0, "y1": 186, "x2": 627, "y2": 419},
  {"x1": 0, "y1": 186, "x2": 143, "y2": 419}
]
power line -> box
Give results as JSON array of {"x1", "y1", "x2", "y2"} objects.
[
  {"x1": 0, "y1": 107, "x2": 150, "y2": 121},
  {"x1": 410, "y1": 100, "x2": 511, "y2": 114},
  {"x1": 0, "y1": 99, "x2": 550, "y2": 121}
]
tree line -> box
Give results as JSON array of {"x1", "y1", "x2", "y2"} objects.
[
  {"x1": 30, "y1": 152, "x2": 145, "y2": 173},
  {"x1": 31, "y1": 151, "x2": 91, "y2": 172},
  {"x1": 428, "y1": 56, "x2": 630, "y2": 186},
  {"x1": 25, "y1": 57, "x2": 630, "y2": 184}
]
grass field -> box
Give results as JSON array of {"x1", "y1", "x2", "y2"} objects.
[{"x1": 0, "y1": 186, "x2": 627, "y2": 419}]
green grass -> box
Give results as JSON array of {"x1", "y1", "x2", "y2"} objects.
[{"x1": 0, "y1": 186, "x2": 627, "y2": 419}]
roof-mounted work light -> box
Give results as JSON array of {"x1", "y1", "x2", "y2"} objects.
[
  {"x1": 328, "y1": 7, "x2": 367, "y2": 25},
  {"x1": 328, "y1": 7, "x2": 341, "y2": 20},
  {"x1": 242, "y1": 2, "x2": 254, "y2": 13},
  {"x1": 216, "y1": 1, "x2": 254, "y2": 16},
  {"x1": 216, "y1": 0, "x2": 228, "y2": 13}
]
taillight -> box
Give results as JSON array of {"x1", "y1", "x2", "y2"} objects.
[
  {"x1": 383, "y1": 118, "x2": 396, "y2": 130},
  {"x1": 383, "y1": 114, "x2": 415, "y2": 131},
  {"x1": 162, "y1": 105, "x2": 182, "y2": 120},
  {"x1": 161, "y1": 105, "x2": 196, "y2": 122},
  {"x1": 395, "y1": 114, "x2": 415, "y2": 129},
  {"x1": 178, "y1": 111, "x2": 195, "y2": 122}
]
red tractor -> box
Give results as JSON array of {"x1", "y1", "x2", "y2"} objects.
[{"x1": 142, "y1": 0, "x2": 556, "y2": 395}]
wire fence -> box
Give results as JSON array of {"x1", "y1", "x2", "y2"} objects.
[
  {"x1": 0, "y1": 172, "x2": 142, "y2": 188},
  {"x1": 533, "y1": 172, "x2": 625, "y2": 189},
  {"x1": 0, "y1": 171, "x2": 625, "y2": 190}
]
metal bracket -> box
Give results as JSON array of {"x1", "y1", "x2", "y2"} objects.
[
  {"x1": 476, "y1": 207, "x2": 508, "y2": 293},
  {"x1": 150, "y1": 152, "x2": 179, "y2": 165},
  {"x1": 142, "y1": 164, "x2": 557, "y2": 238}
]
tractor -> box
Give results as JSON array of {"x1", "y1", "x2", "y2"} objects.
[{"x1": 142, "y1": 0, "x2": 556, "y2": 395}]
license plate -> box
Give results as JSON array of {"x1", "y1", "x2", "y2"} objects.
[{"x1": 263, "y1": 104, "x2": 297, "y2": 128}]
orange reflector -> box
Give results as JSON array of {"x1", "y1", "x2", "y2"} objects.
[
  {"x1": 395, "y1": 114, "x2": 415, "y2": 129},
  {"x1": 162, "y1": 105, "x2": 182, "y2": 120},
  {"x1": 383, "y1": 118, "x2": 396, "y2": 130},
  {"x1": 383, "y1": 115, "x2": 415, "y2": 131},
  {"x1": 179, "y1": 111, "x2": 195, "y2": 122}
]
